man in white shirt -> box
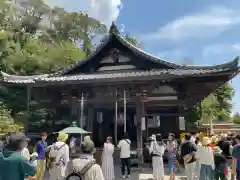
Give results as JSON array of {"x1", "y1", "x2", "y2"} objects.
[{"x1": 117, "y1": 132, "x2": 131, "y2": 179}]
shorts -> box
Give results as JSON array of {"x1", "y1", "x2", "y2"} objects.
[{"x1": 168, "y1": 158, "x2": 175, "y2": 173}]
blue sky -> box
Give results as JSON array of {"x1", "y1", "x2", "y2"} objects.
[{"x1": 47, "y1": 0, "x2": 239, "y2": 114}]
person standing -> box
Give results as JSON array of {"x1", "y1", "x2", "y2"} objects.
[
  {"x1": 117, "y1": 132, "x2": 131, "y2": 179},
  {"x1": 35, "y1": 132, "x2": 48, "y2": 180},
  {"x1": 69, "y1": 136, "x2": 76, "y2": 155},
  {"x1": 213, "y1": 146, "x2": 228, "y2": 180},
  {"x1": 166, "y1": 133, "x2": 177, "y2": 180},
  {"x1": 0, "y1": 132, "x2": 36, "y2": 180},
  {"x1": 181, "y1": 133, "x2": 197, "y2": 180},
  {"x1": 101, "y1": 136, "x2": 115, "y2": 180},
  {"x1": 195, "y1": 137, "x2": 202, "y2": 180},
  {"x1": 196, "y1": 137, "x2": 215, "y2": 180},
  {"x1": 66, "y1": 137, "x2": 104, "y2": 180},
  {"x1": 231, "y1": 134, "x2": 240, "y2": 180},
  {"x1": 48, "y1": 132, "x2": 70, "y2": 180},
  {"x1": 149, "y1": 134, "x2": 165, "y2": 180}
]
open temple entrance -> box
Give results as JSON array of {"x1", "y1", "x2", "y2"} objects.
[{"x1": 1, "y1": 23, "x2": 238, "y2": 164}]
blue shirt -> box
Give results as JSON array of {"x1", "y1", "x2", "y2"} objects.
[
  {"x1": 232, "y1": 144, "x2": 240, "y2": 171},
  {"x1": 35, "y1": 141, "x2": 47, "y2": 160}
]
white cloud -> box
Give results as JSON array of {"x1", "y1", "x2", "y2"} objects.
[
  {"x1": 202, "y1": 43, "x2": 240, "y2": 57},
  {"x1": 45, "y1": 0, "x2": 122, "y2": 27},
  {"x1": 143, "y1": 6, "x2": 240, "y2": 41},
  {"x1": 158, "y1": 49, "x2": 186, "y2": 62}
]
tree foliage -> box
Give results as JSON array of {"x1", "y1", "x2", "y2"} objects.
[
  {"x1": 233, "y1": 113, "x2": 240, "y2": 124},
  {"x1": 0, "y1": 0, "x2": 108, "y2": 131}
]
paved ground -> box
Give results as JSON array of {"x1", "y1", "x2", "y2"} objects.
[{"x1": 44, "y1": 165, "x2": 186, "y2": 180}]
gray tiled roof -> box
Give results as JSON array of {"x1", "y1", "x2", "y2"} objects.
[
  {"x1": 52, "y1": 23, "x2": 240, "y2": 76},
  {"x1": 1, "y1": 68, "x2": 234, "y2": 84}
]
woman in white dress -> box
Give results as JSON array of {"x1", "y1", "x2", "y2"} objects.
[
  {"x1": 101, "y1": 136, "x2": 115, "y2": 180},
  {"x1": 149, "y1": 134, "x2": 165, "y2": 180}
]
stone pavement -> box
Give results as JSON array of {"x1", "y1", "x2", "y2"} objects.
[{"x1": 44, "y1": 165, "x2": 186, "y2": 180}]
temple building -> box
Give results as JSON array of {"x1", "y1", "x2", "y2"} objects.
[{"x1": 1, "y1": 23, "x2": 239, "y2": 150}]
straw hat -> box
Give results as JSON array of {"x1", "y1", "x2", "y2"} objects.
[
  {"x1": 58, "y1": 132, "x2": 69, "y2": 142},
  {"x1": 211, "y1": 136, "x2": 218, "y2": 143},
  {"x1": 202, "y1": 137, "x2": 211, "y2": 146},
  {"x1": 213, "y1": 146, "x2": 222, "y2": 154}
]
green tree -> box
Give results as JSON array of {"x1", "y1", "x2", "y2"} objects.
[
  {"x1": 201, "y1": 94, "x2": 219, "y2": 123},
  {"x1": 233, "y1": 112, "x2": 240, "y2": 124},
  {"x1": 214, "y1": 83, "x2": 234, "y2": 121},
  {"x1": 0, "y1": 102, "x2": 23, "y2": 134},
  {"x1": 0, "y1": 0, "x2": 106, "y2": 128}
]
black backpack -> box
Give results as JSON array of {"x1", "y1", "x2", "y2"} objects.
[{"x1": 65, "y1": 160, "x2": 95, "y2": 180}]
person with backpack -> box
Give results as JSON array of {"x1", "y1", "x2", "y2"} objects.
[
  {"x1": 66, "y1": 137, "x2": 104, "y2": 180},
  {"x1": 181, "y1": 133, "x2": 197, "y2": 180},
  {"x1": 117, "y1": 132, "x2": 131, "y2": 179},
  {"x1": 48, "y1": 132, "x2": 70, "y2": 180}
]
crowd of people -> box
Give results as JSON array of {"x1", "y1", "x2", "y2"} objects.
[
  {"x1": 148, "y1": 132, "x2": 240, "y2": 180},
  {"x1": 1, "y1": 130, "x2": 240, "y2": 180},
  {"x1": 0, "y1": 131, "x2": 132, "y2": 180}
]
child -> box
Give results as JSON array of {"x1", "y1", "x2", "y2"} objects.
[{"x1": 213, "y1": 146, "x2": 228, "y2": 180}]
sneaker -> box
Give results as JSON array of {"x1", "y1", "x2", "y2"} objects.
[
  {"x1": 127, "y1": 175, "x2": 130, "y2": 178},
  {"x1": 122, "y1": 175, "x2": 126, "y2": 179}
]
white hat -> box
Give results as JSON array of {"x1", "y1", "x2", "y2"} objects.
[
  {"x1": 202, "y1": 137, "x2": 211, "y2": 146},
  {"x1": 150, "y1": 134, "x2": 156, "y2": 141}
]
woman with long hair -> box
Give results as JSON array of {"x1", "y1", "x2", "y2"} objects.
[
  {"x1": 196, "y1": 137, "x2": 215, "y2": 180},
  {"x1": 101, "y1": 136, "x2": 115, "y2": 180}
]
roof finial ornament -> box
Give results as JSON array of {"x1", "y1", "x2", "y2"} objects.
[{"x1": 109, "y1": 21, "x2": 120, "y2": 34}]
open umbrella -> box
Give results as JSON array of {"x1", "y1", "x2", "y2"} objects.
[{"x1": 59, "y1": 121, "x2": 91, "y2": 134}]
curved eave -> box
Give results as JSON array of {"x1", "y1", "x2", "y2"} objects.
[
  {"x1": 1, "y1": 68, "x2": 236, "y2": 85},
  {"x1": 0, "y1": 71, "x2": 50, "y2": 84},
  {"x1": 52, "y1": 30, "x2": 240, "y2": 76}
]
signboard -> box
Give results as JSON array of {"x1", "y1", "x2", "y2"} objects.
[
  {"x1": 179, "y1": 116, "x2": 185, "y2": 130},
  {"x1": 141, "y1": 117, "x2": 146, "y2": 130}
]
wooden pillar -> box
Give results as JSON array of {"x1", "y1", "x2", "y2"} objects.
[
  {"x1": 25, "y1": 85, "x2": 31, "y2": 133},
  {"x1": 87, "y1": 104, "x2": 94, "y2": 132},
  {"x1": 136, "y1": 94, "x2": 144, "y2": 164},
  {"x1": 115, "y1": 90, "x2": 118, "y2": 144}
]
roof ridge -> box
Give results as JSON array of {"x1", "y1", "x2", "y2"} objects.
[{"x1": 114, "y1": 33, "x2": 240, "y2": 70}]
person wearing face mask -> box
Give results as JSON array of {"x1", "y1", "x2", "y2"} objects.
[{"x1": 0, "y1": 132, "x2": 36, "y2": 180}]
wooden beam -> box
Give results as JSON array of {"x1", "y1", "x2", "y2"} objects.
[{"x1": 146, "y1": 113, "x2": 186, "y2": 116}]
